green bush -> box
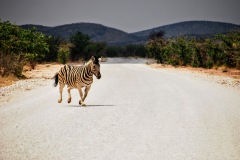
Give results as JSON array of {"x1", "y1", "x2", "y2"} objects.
[
  {"x1": 0, "y1": 21, "x2": 49, "y2": 77},
  {"x1": 58, "y1": 50, "x2": 69, "y2": 64},
  {"x1": 145, "y1": 31, "x2": 240, "y2": 69}
]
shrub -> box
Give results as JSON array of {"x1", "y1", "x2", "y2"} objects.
[
  {"x1": 58, "y1": 50, "x2": 69, "y2": 64},
  {"x1": 0, "y1": 51, "x2": 25, "y2": 77},
  {"x1": 145, "y1": 31, "x2": 240, "y2": 69},
  {"x1": 0, "y1": 21, "x2": 49, "y2": 77}
]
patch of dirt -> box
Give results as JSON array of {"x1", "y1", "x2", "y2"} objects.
[
  {"x1": 22, "y1": 63, "x2": 64, "y2": 79},
  {"x1": 0, "y1": 63, "x2": 63, "y2": 88},
  {"x1": 0, "y1": 75, "x2": 19, "y2": 88}
]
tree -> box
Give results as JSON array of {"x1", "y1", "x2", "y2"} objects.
[
  {"x1": 148, "y1": 31, "x2": 165, "y2": 40},
  {"x1": 22, "y1": 28, "x2": 49, "y2": 68},
  {"x1": 70, "y1": 31, "x2": 90, "y2": 61},
  {"x1": 145, "y1": 38, "x2": 165, "y2": 63},
  {"x1": 215, "y1": 31, "x2": 240, "y2": 68},
  {"x1": 145, "y1": 31, "x2": 166, "y2": 63},
  {"x1": 0, "y1": 21, "x2": 49, "y2": 77},
  {"x1": 58, "y1": 42, "x2": 70, "y2": 64},
  {"x1": 84, "y1": 42, "x2": 106, "y2": 60},
  {"x1": 45, "y1": 36, "x2": 62, "y2": 62},
  {"x1": 105, "y1": 46, "x2": 119, "y2": 57}
]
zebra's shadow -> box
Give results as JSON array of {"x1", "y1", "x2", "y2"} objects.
[{"x1": 63, "y1": 104, "x2": 115, "y2": 108}]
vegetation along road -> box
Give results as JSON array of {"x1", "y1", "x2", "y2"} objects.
[{"x1": 0, "y1": 58, "x2": 240, "y2": 160}]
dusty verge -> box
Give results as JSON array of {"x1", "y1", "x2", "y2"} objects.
[{"x1": 149, "y1": 63, "x2": 240, "y2": 90}]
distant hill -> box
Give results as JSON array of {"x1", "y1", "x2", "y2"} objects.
[
  {"x1": 21, "y1": 21, "x2": 240, "y2": 45},
  {"x1": 21, "y1": 23, "x2": 144, "y2": 45},
  {"x1": 131, "y1": 21, "x2": 240, "y2": 39}
]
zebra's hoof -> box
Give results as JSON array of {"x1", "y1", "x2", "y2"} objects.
[
  {"x1": 58, "y1": 99, "x2": 62, "y2": 103},
  {"x1": 79, "y1": 100, "x2": 86, "y2": 106},
  {"x1": 68, "y1": 98, "x2": 71, "y2": 103}
]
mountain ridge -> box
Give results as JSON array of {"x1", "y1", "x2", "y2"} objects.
[
  {"x1": 21, "y1": 22, "x2": 143, "y2": 45},
  {"x1": 21, "y1": 21, "x2": 240, "y2": 45},
  {"x1": 131, "y1": 21, "x2": 240, "y2": 38}
]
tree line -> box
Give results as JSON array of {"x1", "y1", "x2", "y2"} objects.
[
  {"x1": 145, "y1": 31, "x2": 240, "y2": 69},
  {"x1": 1, "y1": 20, "x2": 239, "y2": 78}
]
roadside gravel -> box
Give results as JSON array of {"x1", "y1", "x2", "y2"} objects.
[
  {"x1": 0, "y1": 79, "x2": 52, "y2": 105},
  {"x1": 149, "y1": 63, "x2": 240, "y2": 91},
  {"x1": 192, "y1": 72, "x2": 240, "y2": 90},
  {"x1": 158, "y1": 68, "x2": 240, "y2": 90},
  {"x1": 0, "y1": 79, "x2": 50, "y2": 96}
]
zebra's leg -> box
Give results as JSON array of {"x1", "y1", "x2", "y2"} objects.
[
  {"x1": 82, "y1": 85, "x2": 91, "y2": 103},
  {"x1": 67, "y1": 86, "x2": 72, "y2": 103},
  {"x1": 58, "y1": 83, "x2": 65, "y2": 103},
  {"x1": 77, "y1": 87, "x2": 85, "y2": 106}
]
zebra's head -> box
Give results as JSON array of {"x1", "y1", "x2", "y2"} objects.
[{"x1": 91, "y1": 56, "x2": 101, "y2": 79}]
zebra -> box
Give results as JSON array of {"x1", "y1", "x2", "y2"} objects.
[{"x1": 53, "y1": 55, "x2": 101, "y2": 106}]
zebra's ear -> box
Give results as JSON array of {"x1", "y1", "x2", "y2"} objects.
[{"x1": 91, "y1": 56, "x2": 95, "y2": 61}]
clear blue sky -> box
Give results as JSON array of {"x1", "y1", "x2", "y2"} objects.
[{"x1": 0, "y1": 0, "x2": 239, "y2": 32}]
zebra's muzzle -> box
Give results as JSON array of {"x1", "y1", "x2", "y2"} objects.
[{"x1": 97, "y1": 74, "x2": 101, "y2": 79}]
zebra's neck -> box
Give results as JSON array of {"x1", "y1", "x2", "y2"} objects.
[{"x1": 83, "y1": 61, "x2": 93, "y2": 78}]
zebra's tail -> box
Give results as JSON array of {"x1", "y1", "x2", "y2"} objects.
[{"x1": 53, "y1": 73, "x2": 59, "y2": 87}]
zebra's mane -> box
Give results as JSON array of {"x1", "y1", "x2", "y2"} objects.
[
  {"x1": 84, "y1": 60, "x2": 92, "y2": 67},
  {"x1": 84, "y1": 56, "x2": 99, "y2": 66}
]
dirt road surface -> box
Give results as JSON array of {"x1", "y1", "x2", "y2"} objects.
[{"x1": 1, "y1": 58, "x2": 240, "y2": 160}]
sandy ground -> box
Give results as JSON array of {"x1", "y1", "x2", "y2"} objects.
[{"x1": 0, "y1": 58, "x2": 240, "y2": 160}]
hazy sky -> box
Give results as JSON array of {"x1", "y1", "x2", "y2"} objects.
[{"x1": 0, "y1": 0, "x2": 239, "y2": 32}]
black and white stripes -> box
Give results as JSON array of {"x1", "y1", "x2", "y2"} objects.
[{"x1": 53, "y1": 56, "x2": 101, "y2": 106}]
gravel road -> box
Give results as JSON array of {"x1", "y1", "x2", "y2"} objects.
[{"x1": 0, "y1": 58, "x2": 240, "y2": 160}]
